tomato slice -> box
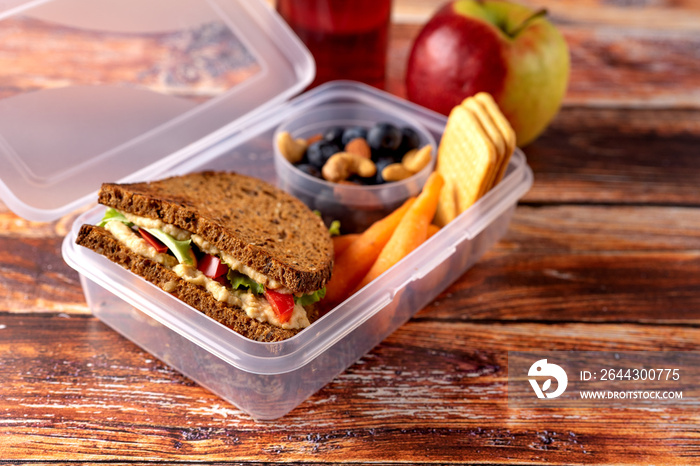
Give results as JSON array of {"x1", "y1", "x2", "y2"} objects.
[
  {"x1": 197, "y1": 254, "x2": 229, "y2": 279},
  {"x1": 265, "y1": 289, "x2": 295, "y2": 324},
  {"x1": 213, "y1": 275, "x2": 230, "y2": 287},
  {"x1": 138, "y1": 228, "x2": 168, "y2": 254}
]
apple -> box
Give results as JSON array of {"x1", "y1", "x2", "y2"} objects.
[{"x1": 406, "y1": 0, "x2": 570, "y2": 146}]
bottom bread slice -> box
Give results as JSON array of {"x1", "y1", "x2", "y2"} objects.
[{"x1": 76, "y1": 224, "x2": 314, "y2": 342}]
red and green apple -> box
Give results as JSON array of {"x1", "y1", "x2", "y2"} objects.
[{"x1": 406, "y1": 0, "x2": 570, "y2": 146}]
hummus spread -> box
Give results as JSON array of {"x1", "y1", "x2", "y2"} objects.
[
  {"x1": 172, "y1": 264, "x2": 309, "y2": 329},
  {"x1": 121, "y1": 211, "x2": 287, "y2": 291},
  {"x1": 121, "y1": 212, "x2": 191, "y2": 240},
  {"x1": 104, "y1": 211, "x2": 310, "y2": 329},
  {"x1": 105, "y1": 220, "x2": 177, "y2": 268}
]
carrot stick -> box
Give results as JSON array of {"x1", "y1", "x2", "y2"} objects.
[
  {"x1": 332, "y1": 234, "x2": 359, "y2": 257},
  {"x1": 427, "y1": 224, "x2": 441, "y2": 239},
  {"x1": 355, "y1": 172, "x2": 444, "y2": 290},
  {"x1": 323, "y1": 197, "x2": 416, "y2": 305}
]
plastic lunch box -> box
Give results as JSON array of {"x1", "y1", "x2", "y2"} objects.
[{"x1": 0, "y1": 0, "x2": 533, "y2": 419}]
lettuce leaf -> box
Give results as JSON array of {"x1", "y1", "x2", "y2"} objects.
[
  {"x1": 294, "y1": 287, "x2": 326, "y2": 306},
  {"x1": 313, "y1": 210, "x2": 341, "y2": 236},
  {"x1": 97, "y1": 208, "x2": 133, "y2": 228},
  {"x1": 143, "y1": 227, "x2": 196, "y2": 266},
  {"x1": 227, "y1": 270, "x2": 264, "y2": 295},
  {"x1": 328, "y1": 220, "x2": 341, "y2": 237}
]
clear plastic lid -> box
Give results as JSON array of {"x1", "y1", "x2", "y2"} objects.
[{"x1": 0, "y1": 0, "x2": 314, "y2": 221}]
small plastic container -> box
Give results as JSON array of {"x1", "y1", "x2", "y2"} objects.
[
  {"x1": 0, "y1": 0, "x2": 533, "y2": 419},
  {"x1": 274, "y1": 102, "x2": 436, "y2": 232}
]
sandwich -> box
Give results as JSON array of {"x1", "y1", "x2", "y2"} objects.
[{"x1": 75, "y1": 171, "x2": 334, "y2": 342}]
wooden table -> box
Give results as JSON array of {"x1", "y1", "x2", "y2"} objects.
[{"x1": 2, "y1": 0, "x2": 699, "y2": 464}]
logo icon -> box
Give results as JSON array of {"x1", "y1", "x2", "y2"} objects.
[{"x1": 528, "y1": 359, "x2": 568, "y2": 399}]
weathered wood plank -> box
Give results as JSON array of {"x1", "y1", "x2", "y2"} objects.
[
  {"x1": 562, "y1": 27, "x2": 700, "y2": 108},
  {"x1": 3, "y1": 203, "x2": 700, "y2": 322},
  {"x1": 392, "y1": 0, "x2": 700, "y2": 31},
  {"x1": 0, "y1": 236, "x2": 86, "y2": 314},
  {"x1": 505, "y1": 205, "x2": 700, "y2": 253},
  {"x1": 0, "y1": 203, "x2": 88, "y2": 314},
  {"x1": 386, "y1": 25, "x2": 700, "y2": 108},
  {"x1": 417, "y1": 205, "x2": 700, "y2": 323},
  {"x1": 1, "y1": 3, "x2": 697, "y2": 465},
  {"x1": 534, "y1": 107, "x2": 700, "y2": 138},
  {"x1": 0, "y1": 314, "x2": 697, "y2": 464},
  {"x1": 264, "y1": 0, "x2": 700, "y2": 31},
  {"x1": 422, "y1": 249, "x2": 700, "y2": 324},
  {"x1": 522, "y1": 108, "x2": 700, "y2": 205},
  {"x1": 2, "y1": 2, "x2": 697, "y2": 109},
  {"x1": 0, "y1": 17, "x2": 260, "y2": 102},
  {"x1": 0, "y1": 203, "x2": 86, "y2": 239}
]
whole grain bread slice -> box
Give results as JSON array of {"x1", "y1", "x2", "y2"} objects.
[
  {"x1": 96, "y1": 171, "x2": 333, "y2": 293},
  {"x1": 76, "y1": 224, "x2": 317, "y2": 342}
]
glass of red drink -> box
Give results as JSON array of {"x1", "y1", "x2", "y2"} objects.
[{"x1": 276, "y1": 0, "x2": 392, "y2": 89}]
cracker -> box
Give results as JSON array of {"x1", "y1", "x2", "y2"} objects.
[
  {"x1": 474, "y1": 92, "x2": 516, "y2": 186},
  {"x1": 462, "y1": 97, "x2": 505, "y2": 192},
  {"x1": 436, "y1": 105, "x2": 497, "y2": 224}
]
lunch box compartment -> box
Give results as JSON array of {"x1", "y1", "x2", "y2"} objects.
[
  {"x1": 64, "y1": 84, "x2": 531, "y2": 418},
  {"x1": 273, "y1": 101, "x2": 437, "y2": 233}
]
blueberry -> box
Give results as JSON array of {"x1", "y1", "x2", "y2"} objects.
[
  {"x1": 348, "y1": 173, "x2": 378, "y2": 186},
  {"x1": 306, "y1": 141, "x2": 341, "y2": 169},
  {"x1": 295, "y1": 163, "x2": 322, "y2": 179},
  {"x1": 399, "y1": 126, "x2": 421, "y2": 153},
  {"x1": 323, "y1": 126, "x2": 344, "y2": 145},
  {"x1": 374, "y1": 157, "x2": 394, "y2": 184},
  {"x1": 367, "y1": 122, "x2": 402, "y2": 152},
  {"x1": 388, "y1": 147, "x2": 407, "y2": 163},
  {"x1": 341, "y1": 126, "x2": 368, "y2": 146},
  {"x1": 375, "y1": 156, "x2": 394, "y2": 172},
  {"x1": 372, "y1": 146, "x2": 404, "y2": 163}
]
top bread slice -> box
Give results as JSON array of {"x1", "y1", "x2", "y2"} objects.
[{"x1": 96, "y1": 171, "x2": 333, "y2": 294}]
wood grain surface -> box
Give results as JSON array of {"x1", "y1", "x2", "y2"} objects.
[
  {"x1": 2, "y1": 0, "x2": 700, "y2": 464},
  {"x1": 0, "y1": 16, "x2": 260, "y2": 101},
  {"x1": 2, "y1": 313, "x2": 699, "y2": 464}
]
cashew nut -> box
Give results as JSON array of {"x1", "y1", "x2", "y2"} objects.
[
  {"x1": 382, "y1": 163, "x2": 413, "y2": 182},
  {"x1": 322, "y1": 152, "x2": 377, "y2": 182},
  {"x1": 345, "y1": 137, "x2": 372, "y2": 159},
  {"x1": 276, "y1": 131, "x2": 308, "y2": 164},
  {"x1": 402, "y1": 145, "x2": 433, "y2": 173}
]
